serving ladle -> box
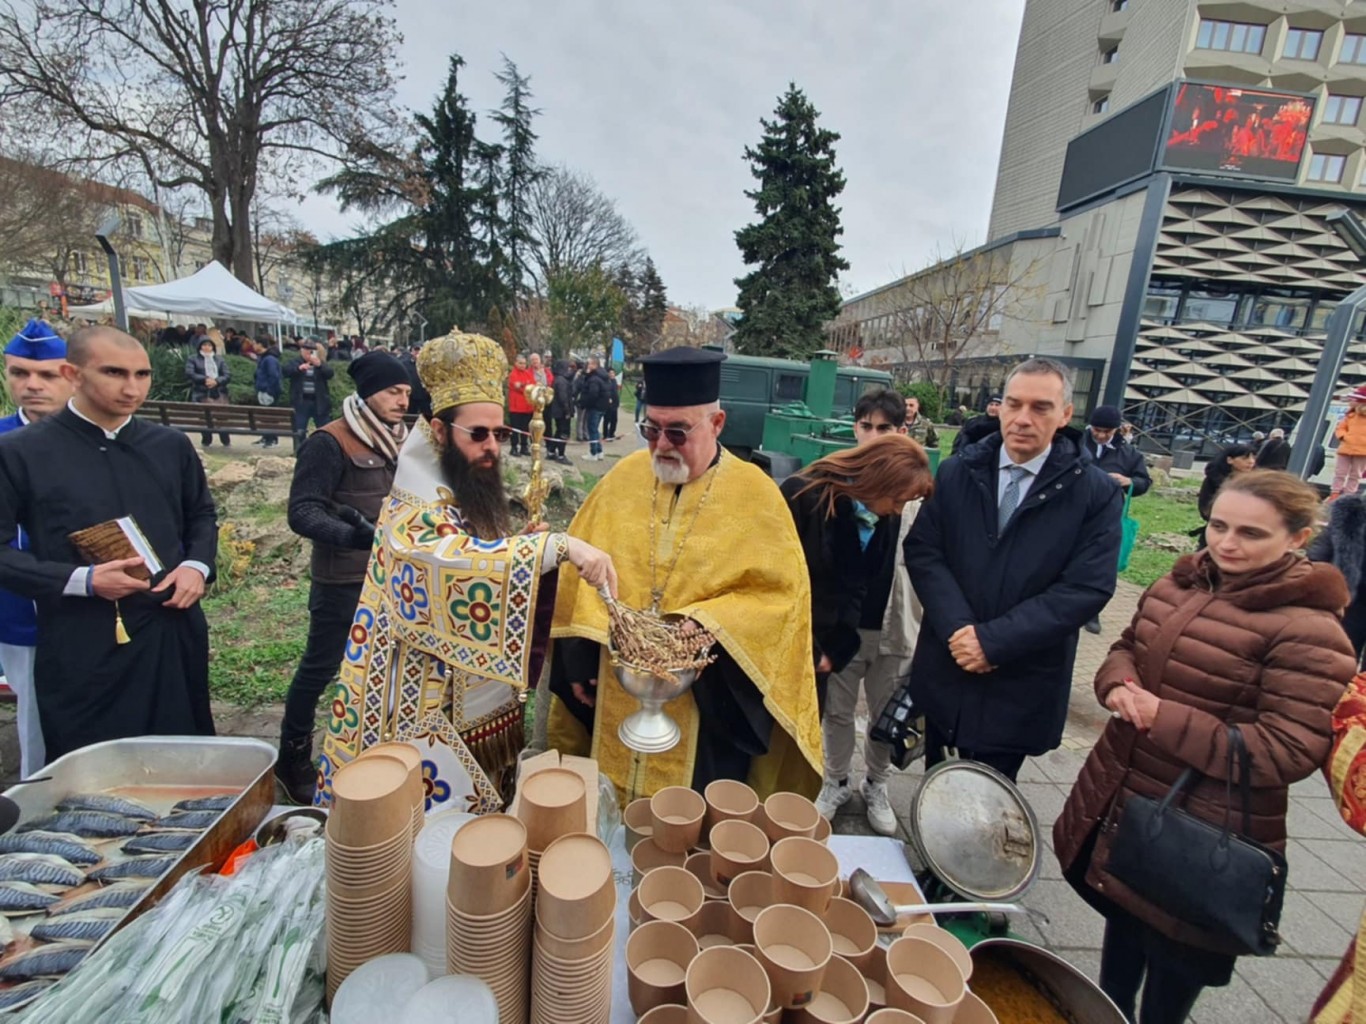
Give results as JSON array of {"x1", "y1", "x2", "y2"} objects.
[
  {"x1": 0, "y1": 776, "x2": 54, "y2": 835},
  {"x1": 848, "y1": 867, "x2": 1050, "y2": 928}
]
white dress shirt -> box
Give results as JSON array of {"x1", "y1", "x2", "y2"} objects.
[
  {"x1": 997, "y1": 444, "x2": 1052, "y2": 508},
  {"x1": 63, "y1": 400, "x2": 209, "y2": 596}
]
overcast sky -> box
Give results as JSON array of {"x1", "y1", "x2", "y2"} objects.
[{"x1": 298, "y1": 1, "x2": 1027, "y2": 311}]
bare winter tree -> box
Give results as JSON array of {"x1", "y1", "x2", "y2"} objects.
[
  {"x1": 525, "y1": 165, "x2": 643, "y2": 287},
  {"x1": 251, "y1": 198, "x2": 315, "y2": 297},
  {"x1": 872, "y1": 243, "x2": 1044, "y2": 398},
  {"x1": 0, "y1": 0, "x2": 402, "y2": 287}
]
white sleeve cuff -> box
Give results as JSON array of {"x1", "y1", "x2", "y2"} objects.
[{"x1": 64, "y1": 567, "x2": 91, "y2": 597}]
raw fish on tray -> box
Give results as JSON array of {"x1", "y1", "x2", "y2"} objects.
[
  {"x1": 0, "y1": 940, "x2": 92, "y2": 979},
  {"x1": 88, "y1": 855, "x2": 177, "y2": 883},
  {"x1": 171, "y1": 794, "x2": 235, "y2": 813},
  {"x1": 17, "y1": 811, "x2": 141, "y2": 839},
  {"x1": 0, "y1": 854, "x2": 85, "y2": 888},
  {"x1": 0, "y1": 832, "x2": 100, "y2": 866},
  {"x1": 0, "y1": 883, "x2": 59, "y2": 915},
  {"x1": 121, "y1": 831, "x2": 197, "y2": 855},
  {"x1": 54, "y1": 794, "x2": 156, "y2": 821},
  {"x1": 29, "y1": 909, "x2": 123, "y2": 943},
  {"x1": 48, "y1": 882, "x2": 150, "y2": 916},
  {"x1": 149, "y1": 810, "x2": 219, "y2": 831},
  {"x1": 0, "y1": 979, "x2": 53, "y2": 1010}
]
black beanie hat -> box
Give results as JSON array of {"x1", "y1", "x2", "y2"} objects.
[
  {"x1": 1089, "y1": 404, "x2": 1122, "y2": 429},
  {"x1": 348, "y1": 351, "x2": 410, "y2": 400}
]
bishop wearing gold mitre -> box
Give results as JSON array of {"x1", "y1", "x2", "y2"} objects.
[
  {"x1": 547, "y1": 347, "x2": 823, "y2": 802},
  {"x1": 315, "y1": 330, "x2": 616, "y2": 809}
]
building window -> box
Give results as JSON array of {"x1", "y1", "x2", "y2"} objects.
[
  {"x1": 1092, "y1": 95, "x2": 1111, "y2": 115},
  {"x1": 131, "y1": 257, "x2": 148, "y2": 279},
  {"x1": 1195, "y1": 19, "x2": 1266, "y2": 54},
  {"x1": 71, "y1": 251, "x2": 87, "y2": 275},
  {"x1": 1343, "y1": 34, "x2": 1366, "y2": 65},
  {"x1": 1182, "y1": 286, "x2": 1241, "y2": 325},
  {"x1": 1112, "y1": 0, "x2": 1129, "y2": 10},
  {"x1": 126, "y1": 213, "x2": 144, "y2": 239},
  {"x1": 1283, "y1": 28, "x2": 1324, "y2": 61},
  {"x1": 194, "y1": 260, "x2": 206, "y2": 271},
  {"x1": 1323, "y1": 94, "x2": 1364, "y2": 126},
  {"x1": 1102, "y1": 46, "x2": 1119, "y2": 64},
  {"x1": 1142, "y1": 281, "x2": 1182, "y2": 320},
  {"x1": 1308, "y1": 152, "x2": 1346, "y2": 182}
]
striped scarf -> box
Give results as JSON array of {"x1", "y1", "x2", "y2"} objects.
[{"x1": 342, "y1": 392, "x2": 408, "y2": 464}]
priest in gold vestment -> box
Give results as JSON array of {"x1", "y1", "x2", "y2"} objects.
[
  {"x1": 316, "y1": 330, "x2": 616, "y2": 808},
  {"x1": 547, "y1": 347, "x2": 822, "y2": 802}
]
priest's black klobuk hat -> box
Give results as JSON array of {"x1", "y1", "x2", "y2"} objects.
[{"x1": 639, "y1": 346, "x2": 727, "y2": 407}]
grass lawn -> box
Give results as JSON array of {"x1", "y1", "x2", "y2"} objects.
[
  {"x1": 205, "y1": 573, "x2": 306, "y2": 705},
  {"x1": 1121, "y1": 478, "x2": 1202, "y2": 588}
]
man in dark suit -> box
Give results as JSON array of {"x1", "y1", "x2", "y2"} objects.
[
  {"x1": 904, "y1": 357, "x2": 1122, "y2": 781},
  {"x1": 1255, "y1": 428, "x2": 1292, "y2": 470}
]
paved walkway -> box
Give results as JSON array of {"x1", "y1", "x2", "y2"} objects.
[{"x1": 833, "y1": 579, "x2": 1357, "y2": 1024}]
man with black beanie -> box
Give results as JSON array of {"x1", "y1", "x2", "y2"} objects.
[
  {"x1": 1079, "y1": 403, "x2": 1149, "y2": 635},
  {"x1": 274, "y1": 351, "x2": 412, "y2": 803}
]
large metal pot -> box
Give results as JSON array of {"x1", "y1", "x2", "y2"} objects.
[{"x1": 971, "y1": 938, "x2": 1126, "y2": 1024}]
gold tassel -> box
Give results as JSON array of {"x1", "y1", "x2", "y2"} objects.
[{"x1": 114, "y1": 601, "x2": 130, "y2": 645}]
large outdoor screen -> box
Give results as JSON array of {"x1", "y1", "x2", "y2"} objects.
[
  {"x1": 1161, "y1": 83, "x2": 1313, "y2": 181},
  {"x1": 1057, "y1": 88, "x2": 1169, "y2": 211}
]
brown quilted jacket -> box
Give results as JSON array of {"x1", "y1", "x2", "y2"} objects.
[{"x1": 1054, "y1": 551, "x2": 1355, "y2": 953}]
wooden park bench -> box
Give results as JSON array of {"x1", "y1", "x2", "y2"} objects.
[{"x1": 138, "y1": 400, "x2": 294, "y2": 439}]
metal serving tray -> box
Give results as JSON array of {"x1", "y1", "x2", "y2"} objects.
[{"x1": 3, "y1": 735, "x2": 277, "y2": 930}]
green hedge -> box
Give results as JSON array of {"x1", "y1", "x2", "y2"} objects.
[{"x1": 898, "y1": 380, "x2": 943, "y2": 423}]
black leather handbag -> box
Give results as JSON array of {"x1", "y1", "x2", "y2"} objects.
[{"x1": 1106, "y1": 726, "x2": 1286, "y2": 956}]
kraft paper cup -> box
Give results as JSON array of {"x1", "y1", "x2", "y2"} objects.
[
  {"x1": 536, "y1": 832, "x2": 615, "y2": 940},
  {"x1": 639, "y1": 865, "x2": 705, "y2": 928},
  {"x1": 954, "y1": 992, "x2": 998, "y2": 1024},
  {"x1": 359, "y1": 741, "x2": 424, "y2": 807},
  {"x1": 761, "y1": 792, "x2": 820, "y2": 842},
  {"x1": 884, "y1": 936, "x2": 967, "y2": 1024},
  {"x1": 639, "y1": 1006, "x2": 689, "y2": 1024},
  {"x1": 685, "y1": 945, "x2": 771, "y2": 1024},
  {"x1": 447, "y1": 813, "x2": 530, "y2": 916},
  {"x1": 752, "y1": 904, "x2": 833, "y2": 1010},
  {"x1": 900, "y1": 924, "x2": 973, "y2": 982},
  {"x1": 686, "y1": 851, "x2": 728, "y2": 901},
  {"x1": 517, "y1": 767, "x2": 587, "y2": 851},
  {"x1": 329, "y1": 754, "x2": 412, "y2": 846},
  {"x1": 633, "y1": 836, "x2": 689, "y2": 886},
  {"x1": 708, "y1": 820, "x2": 770, "y2": 889},
  {"x1": 704, "y1": 779, "x2": 760, "y2": 834},
  {"x1": 826, "y1": 897, "x2": 878, "y2": 970},
  {"x1": 651, "y1": 786, "x2": 706, "y2": 854},
  {"x1": 727, "y1": 870, "x2": 774, "y2": 923},
  {"x1": 865, "y1": 1011, "x2": 928, "y2": 1024},
  {"x1": 626, "y1": 919, "x2": 699, "y2": 1016},
  {"x1": 535, "y1": 912, "x2": 616, "y2": 962},
  {"x1": 864, "y1": 943, "x2": 889, "y2": 1008},
  {"x1": 688, "y1": 897, "x2": 753, "y2": 949},
  {"x1": 626, "y1": 797, "x2": 655, "y2": 852},
  {"x1": 792, "y1": 954, "x2": 869, "y2": 1024},
  {"x1": 770, "y1": 836, "x2": 839, "y2": 914},
  {"x1": 813, "y1": 815, "x2": 832, "y2": 844},
  {"x1": 630, "y1": 885, "x2": 646, "y2": 931}
]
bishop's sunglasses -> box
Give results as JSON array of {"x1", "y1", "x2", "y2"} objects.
[
  {"x1": 636, "y1": 420, "x2": 703, "y2": 446},
  {"x1": 451, "y1": 423, "x2": 515, "y2": 444}
]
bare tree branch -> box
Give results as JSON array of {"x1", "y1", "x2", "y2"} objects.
[{"x1": 525, "y1": 165, "x2": 643, "y2": 286}]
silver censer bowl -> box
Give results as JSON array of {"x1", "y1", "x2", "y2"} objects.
[{"x1": 613, "y1": 663, "x2": 699, "y2": 754}]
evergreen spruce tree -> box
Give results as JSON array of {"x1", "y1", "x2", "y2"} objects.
[
  {"x1": 733, "y1": 85, "x2": 848, "y2": 359},
  {"x1": 492, "y1": 56, "x2": 543, "y2": 300},
  {"x1": 638, "y1": 258, "x2": 668, "y2": 351}
]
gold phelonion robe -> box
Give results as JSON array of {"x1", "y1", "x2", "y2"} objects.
[{"x1": 547, "y1": 448, "x2": 822, "y2": 803}]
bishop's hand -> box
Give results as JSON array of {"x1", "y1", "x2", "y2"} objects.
[
  {"x1": 90, "y1": 558, "x2": 151, "y2": 600},
  {"x1": 566, "y1": 537, "x2": 618, "y2": 598}
]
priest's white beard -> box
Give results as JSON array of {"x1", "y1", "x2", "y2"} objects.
[{"x1": 651, "y1": 453, "x2": 690, "y2": 485}]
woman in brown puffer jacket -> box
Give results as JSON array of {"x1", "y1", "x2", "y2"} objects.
[{"x1": 1055, "y1": 470, "x2": 1355, "y2": 1024}]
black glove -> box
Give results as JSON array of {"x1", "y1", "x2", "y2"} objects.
[{"x1": 349, "y1": 521, "x2": 377, "y2": 550}]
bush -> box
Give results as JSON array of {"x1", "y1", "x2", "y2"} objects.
[{"x1": 899, "y1": 380, "x2": 943, "y2": 423}]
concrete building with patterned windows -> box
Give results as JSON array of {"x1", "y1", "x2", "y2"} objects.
[{"x1": 831, "y1": 0, "x2": 1366, "y2": 454}]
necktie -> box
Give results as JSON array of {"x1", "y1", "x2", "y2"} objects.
[{"x1": 999, "y1": 465, "x2": 1028, "y2": 533}]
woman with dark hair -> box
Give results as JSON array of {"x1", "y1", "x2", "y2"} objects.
[
  {"x1": 1056, "y1": 470, "x2": 1354, "y2": 1023},
  {"x1": 1309, "y1": 494, "x2": 1366, "y2": 660},
  {"x1": 1197, "y1": 443, "x2": 1257, "y2": 521},
  {"x1": 185, "y1": 336, "x2": 232, "y2": 448}
]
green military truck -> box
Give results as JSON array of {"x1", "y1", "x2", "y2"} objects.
[{"x1": 717, "y1": 351, "x2": 893, "y2": 462}]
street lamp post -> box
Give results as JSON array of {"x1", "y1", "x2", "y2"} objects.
[
  {"x1": 1289, "y1": 209, "x2": 1366, "y2": 478},
  {"x1": 94, "y1": 213, "x2": 127, "y2": 332}
]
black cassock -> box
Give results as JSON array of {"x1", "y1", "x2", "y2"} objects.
[{"x1": 0, "y1": 409, "x2": 218, "y2": 759}]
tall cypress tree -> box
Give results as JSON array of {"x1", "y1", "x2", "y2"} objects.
[
  {"x1": 492, "y1": 56, "x2": 543, "y2": 300},
  {"x1": 732, "y1": 85, "x2": 848, "y2": 359}
]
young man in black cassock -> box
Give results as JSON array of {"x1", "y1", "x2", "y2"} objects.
[{"x1": 0, "y1": 326, "x2": 218, "y2": 760}]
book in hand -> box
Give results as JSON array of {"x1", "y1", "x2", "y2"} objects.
[{"x1": 68, "y1": 517, "x2": 165, "y2": 582}]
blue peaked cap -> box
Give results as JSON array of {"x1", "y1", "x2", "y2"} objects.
[{"x1": 5, "y1": 319, "x2": 66, "y2": 361}]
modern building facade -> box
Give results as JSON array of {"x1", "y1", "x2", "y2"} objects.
[{"x1": 831, "y1": 0, "x2": 1366, "y2": 454}]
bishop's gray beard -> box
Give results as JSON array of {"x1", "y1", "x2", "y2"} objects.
[
  {"x1": 651, "y1": 452, "x2": 690, "y2": 485},
  {"x1": 439, "y1": 443, "x2": 512, "y2": 541}
]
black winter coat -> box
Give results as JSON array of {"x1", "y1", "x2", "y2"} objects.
[
  {"x1": 283, "y1": 357, "x2": 334, "y2": 418},
  {"x1": 550, "y1": 361, "x2": 574, "y2": 420},
  {"x1": 779, "y1": 479, "x2": 866, "y2": 674},
  {"x1": 1078, "y1": 432, "x2": 1151, "y2": 497},
  {"x1": 950, "y1": 414, "x2": 1000, "y2": 454},
  {"x1": 578, "y1": 368, "x2": 611, "y2": 412},
  {"x1": 903, "y1": 430, "x2": 1123, "y2": 755},
  {"x1": 1255, "y1": 438, "x2": 1292, "y2": 470}
]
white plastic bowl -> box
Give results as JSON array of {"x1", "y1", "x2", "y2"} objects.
[
  {"x1": 400, "y1": 974, "x2": 498, "y2": 1023},
  {"x1": 331, "y1": 953, "x2": 430, "y2": 1024}
]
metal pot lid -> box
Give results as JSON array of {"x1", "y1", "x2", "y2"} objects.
[{"x1": 908, "y1": 758, "x2": 1041, "y2": 902}]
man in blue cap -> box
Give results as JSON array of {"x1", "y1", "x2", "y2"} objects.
[{"x1": 0, "y1": 319, "x2": 73, "y2": 776}]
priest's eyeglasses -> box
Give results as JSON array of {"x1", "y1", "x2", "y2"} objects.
[
  {"x1": 636, "y1": 420, "x2": 701, "y2": 446},
  {"x1": 451, "y1": 424, "x2": 515, "y2": 443}
]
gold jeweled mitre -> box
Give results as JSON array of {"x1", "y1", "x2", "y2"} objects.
[{"x1": 417, "y1": 329, "x2": 508, "y2": 413}]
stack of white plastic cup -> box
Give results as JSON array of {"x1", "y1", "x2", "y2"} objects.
[{"x1": 411, "y1": 809, "x2": 476, "y2": 976}]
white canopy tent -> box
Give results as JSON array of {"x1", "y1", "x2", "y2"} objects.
[{"x1": 69, "y1": 260, "x2": 299, "y2": 324}]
